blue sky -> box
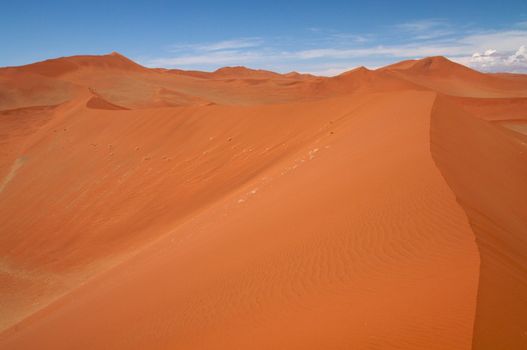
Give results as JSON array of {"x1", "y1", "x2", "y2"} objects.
[{"x1": 2, "y1": 0, "x2": 527, "y2": 75}]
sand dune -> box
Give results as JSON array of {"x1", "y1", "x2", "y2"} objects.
[
  {"x1": 381, "y1": 56, "x2": 527, "y2": 97},
  {"x1": 0, "y1": 53, "x2": 526, "y2": 349}
]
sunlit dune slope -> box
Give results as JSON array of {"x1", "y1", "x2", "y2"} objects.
[{"x1": 1, "y1": 90, "x2": 480, "y2": 349}]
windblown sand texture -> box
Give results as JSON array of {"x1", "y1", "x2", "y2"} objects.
[{"x1": 1, "y1": 53, "x2": 526, "y2": 349}]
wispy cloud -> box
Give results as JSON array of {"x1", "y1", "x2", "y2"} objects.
[
  {"x1": 329, "y1": 33, "x2": 371, "y2": 43},
  {"x1": 458, "y1": 30, "x2": 527, "y2": 52},
  {"x1": 395, "y1": 19, "x2": 448, "y2": 32},
  {"x1": 394, "y1": 19, "x2": 455, "y2": 40},
  {"x1": 168, "y1": 37, "x2": 263, "y2": 53},
  {"x1": 142, "y1": 22, "x2": 527, "y2": 75},
  {"x1": 148, "y1": 49, "x2": 266, "y2": 66}
]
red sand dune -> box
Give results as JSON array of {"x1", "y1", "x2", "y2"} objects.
[{"x1": 0, "y1": 53, "x2": 526, "y2": 349}]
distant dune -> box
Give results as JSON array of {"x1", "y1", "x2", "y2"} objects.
[{"x1": 0, "y1": 53, "x2": 526, "y2": 349}]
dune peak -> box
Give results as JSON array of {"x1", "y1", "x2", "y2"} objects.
[{"x1": 338, "y1": 66, "x2": 370, "y2": 77}]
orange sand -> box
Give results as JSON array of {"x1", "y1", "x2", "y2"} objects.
[{"x1": 0, "y1": 54, "x2": 526, "y2": 349}]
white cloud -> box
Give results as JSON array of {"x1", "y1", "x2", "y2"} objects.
[
  {"x1": 458, "y1": 30, "x2": 527, "y2": 52},
  {"x1": 330, "y1": 33, "x2": 370, "y2": 43},
  {"x1": 395, "y1": 19, "x2": 454, "y2": 40},
  {"x1": 506, "y1": 45, "x2": 527, "y2": 64},
  {"x1": 199, "y1": 38, "x2": 263, "y2": 51},
  {"x1": 168, "y1": 37, "x2": 263, "y2": 53},
  {"x1": 395, "y1": 19, "x2": 448, "y2": 32},
  {"x1": 308, "y1": 67, "x2": 353, "y2": 76},
  {"x1": 297, "y1": 64, "x2": 362, "y2": 76},
  {"x1": 147, "y1": 50, "x2": 266, "y2": 66},
  {"x1": 292, "y1": 44, "x2": 466, "y2": 60},
  {"x1": 462, "y1": 45, "x2": 527, "y2": 72},
  {"x1": 469, "y1": 49, "x2": 500, "y2": 67}
]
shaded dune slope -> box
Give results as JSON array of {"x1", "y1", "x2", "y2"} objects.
[{"x1": 431, "y1": 96, "x2": 527, "y2": 349}]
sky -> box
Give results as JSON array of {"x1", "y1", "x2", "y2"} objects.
[{"x1": 1, "y1": 0, "x2": 527, "y2": 75}]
